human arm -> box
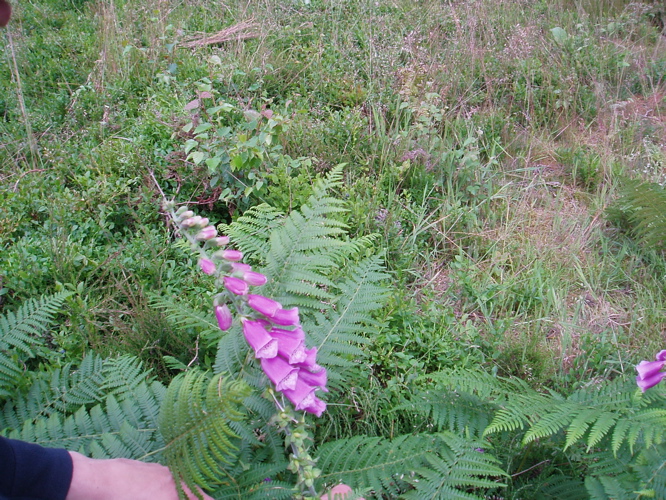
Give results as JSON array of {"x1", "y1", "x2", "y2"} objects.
[
  {"x1": 0, "y1": 436, "x2": 73, "y2": 499},
  {"x1": 0, "y1": 436, "x2": 212, "y2": 500},
  {"x1": 66, "y1": 451, "x2": 214, "y2": 500}
]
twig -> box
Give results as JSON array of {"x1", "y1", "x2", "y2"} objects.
[
  {"x1": 12, "y1": 168, "x2": 46, "y2": 191},
  {"x1": 179, "y1": 21, "x2": 259, "y2": 48}
]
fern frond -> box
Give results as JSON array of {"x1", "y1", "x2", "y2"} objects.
[
  {"x1": 9, "y1": 380, "x2": 165, "y2": 458},
  {"x1": 149, "y1": 294, "x2": 220, "y2": 344},
  {"x1": 404, "y1": 432, "x2": 507, "y2": 500},
  {"x1": 394, "y1": 389, "x2": 494, "y2": 438},
  {"x1": 257, "y1": 166, "x2": 360, "y2": 310},
  {"x1": 214, "y1": 447, "x2": 290, "y2": 500},
  {"x1": 159, "y1": 370, "x2": 250, "y2": 495},
  {"x1": 101, "y1": 355, "x2": 155, "y2": 401},
  {"x1": 536, "y1": 475, "x2": 588, "y2": 499},
  {"x1": 213, "y1": 326, "x2": 253, "y2": 378},
  {"x1": 0, "y1": 292, "x2": 72, "y2": 398},
  {"x1": 609, "y1": 179, "x2": 666, "y2": 250},
  {"x1": 218, "y1": 204, "x2": 284, "y2": 263},
  {"x1": 316, "y1": 432, "x2": 506, "y2": 499},
  {"x1": 310, "y1": 255, "x2": 390, "y2": 381},
  {"x1": 0, "y1": 353, "x2": 106, "y2": 431}
]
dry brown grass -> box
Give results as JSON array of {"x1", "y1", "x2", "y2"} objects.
[{"x1": 179, "y1": 21, "x2": 260, "y2": 48}]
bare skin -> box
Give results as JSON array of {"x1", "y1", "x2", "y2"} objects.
[
  {"x1": 66, "y1": 452, "x2": 213, "y2": 500},
  {"x1": 0, "y1": 0, "x2": 11, "y2": 27},
  {"x1": 321, "y1": 484, "x2": 365, "y2": 500}
]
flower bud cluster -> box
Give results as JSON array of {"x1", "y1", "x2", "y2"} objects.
[
  {"x1": 272, "y1": 407, "x2": 321, "y2": 496},
  {"x1": 171, "y1": 205, "x2": 327, "y2": 417}
]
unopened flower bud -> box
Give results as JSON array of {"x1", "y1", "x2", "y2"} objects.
[
  {"x1": 195, "y1": 225, "x2": 217, "y2": 241},
  {"x1": 175, "y1": 206, "x2": 189, "y2": 216},
  {"x1": 224, "y1": 276, "x2": 249, "y2": 295},
  {"x1": 242, "y1": 271, "x2": 267, "y2": 287},
  {"x1": 231, "y1": 263, "x2": 252, "y2": 273},
  {"x1": 212, "y1": 236, "x2": 230, "y2": 247},
  {"x1": 180, "y1": 215, "x2": 202, "y2": 228},
  {"x1": 178, "y1": 210, "x2": 194, "y2": 220},
  {"x1": 215, "y1": 304, "x2": 233, "y2": 330},
  {"x1": 214, "y1": 249, "x2": 243, "y2": 262},
  {"x1": 198, "y1": 258, "x2": 216, "y2": 275}
]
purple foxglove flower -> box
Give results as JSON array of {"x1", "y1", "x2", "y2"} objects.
[
  {"x1": 231, "y1": 263, "x2": 252, "y2": 273},
  {"x1": 282, "y1": 379, "x2": 326, "y2": 417},
  {"x1": 242, "y1": 319, "x2": 278, "y2": 359},
  {"x1": 282, "y1": 378, "x2": 316, "y2": 409},
  {"x1": 636, "y1": 350, "x2": 666, "y2": 391},
  {"x1": 247, "y1": 294, "x2": 282, "y2": 317},
  {"x1": 195, "y1": 225, "x2": 217, "y2": 241},
  {"x1": 293, "y1": 347, "x2": 323, "y2": 373},
  {"x1": 224, "y1": 276, "x2": 249, "y2": 296},
  {"x1": 198, "y1": 258, "x2": 216, "y2": 275},
  {"x1": 199, "y1": 217, "x2": 210, "y2": 228},
  {"x1": 241, "y1": 271, "x2": 268, "y2": 287},
  {"x1": 217, "y1": 249, "x2": 243, "y2": 262},
  {"x1": 270, "y1": 327, "x2": 307, "y2": 364},
  {"x1": 297, "y1": 367, "x2": 328, "y2": 392},
  {"x1": 260, "y1": 356, "x2": 299, "y2": 391},
  {"x1": 215, "y1": 304, "x2": 233, "y2": 331},
  {"x1": 636, "y1": 359, "x2": 666, "y2": 381},
  {"x1": 301, "y1": 396, "x2": 327, "y2": 418},
  {"x1": 270, "y1": 307, "x2": 300, "y2": 326},
  {"x1": 637, "y1": 369, "x2": 666, "y2": 392}
]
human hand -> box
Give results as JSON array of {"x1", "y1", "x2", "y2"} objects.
[
  {"x1": 66, "y1": 452, "x2": 213, "y2": 500},
  {"x1": 321, "y1": 484, "x2": 365, "y2": 500}
]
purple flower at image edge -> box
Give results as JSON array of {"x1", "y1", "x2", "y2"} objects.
[{"x1": 636, "y1": 350, "x2": 666, "y2": 392}]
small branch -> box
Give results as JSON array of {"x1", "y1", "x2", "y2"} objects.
[
  {"x1": 511, "y1": 459, "x2": 550, "y2": 478},
  {"x1": 12, "y1": 168, "x2": 47, "y2": 191},
  {"x1": 186, "y1": 338, "x2": 200, "y2": 368}
]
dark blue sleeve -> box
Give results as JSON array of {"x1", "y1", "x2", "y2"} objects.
[{"x1": 0, "y1": 437, "x2": 73, "y2": 500}]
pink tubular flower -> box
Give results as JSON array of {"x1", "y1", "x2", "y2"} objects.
[
  {"x1": 270, "y1": 327, "x2": 307, "y2": 364},
  {"x1": 199, "y1": 258, "x2": 216, "y2": 275},
  {"x1": 282, "y1": 379, "x2": 327, "y2": 417},
  {"x1": 301, "y1": 397, "x2": 327, "y2": 418},
  {"x1": 637, "y1": 350, "x2": 666, "y2": 392},
  {"x1": 224, "y1": 276, "x2": 249, "y2": 296},
  {"x1": 247, "y1": 294, "x2": 282, "y2": 317},
  {"x1": 293, "y1": 347, "x2": 323, "y2": 373},
  {"x1": 215, "y1": 304, "x2": 233, "y2": 331},
  {"x1": 261, "y1": 356, "x2": 299, "y2": 391},
  {"x1": 242, "y1": 319, "x2": 278, "y2": 359},
  {"x1": 270, "y1": 307, "x2": 300, "y2": 326},
  {"x1": 297, "y1": 367, "x2": 328, "y2": 392}
]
